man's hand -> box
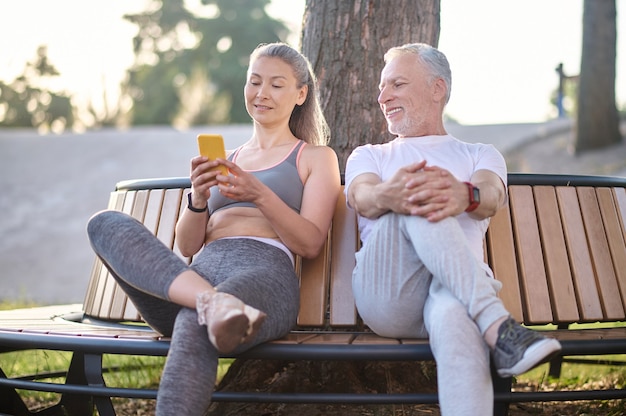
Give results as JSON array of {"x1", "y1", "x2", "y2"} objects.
[
  {"x1": 404, "y1": 165, "x2": 468, "y2": 221},
  {"x1": 348, "y1": 160, "x2": 427, "y2": 219}
]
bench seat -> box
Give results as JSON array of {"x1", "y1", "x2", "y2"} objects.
[{"x1": 1, "y1": 172, "x2": 626, "y2": 416}]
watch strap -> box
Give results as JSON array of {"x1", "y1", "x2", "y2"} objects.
[
  {"x1": 187, "y1": 192, "x2": 208, "y2": 213},
  {"x1": 464, "y1": 182, "x2": 480, "y2": 213}
]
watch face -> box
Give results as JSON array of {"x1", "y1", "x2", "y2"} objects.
[{"x1": 472, "y1": 186, "x2": 480, "y2": 203}]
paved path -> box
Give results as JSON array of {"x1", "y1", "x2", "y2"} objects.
[{"x1": 0, "y1": 119, "x2": 621, "y2": 304}]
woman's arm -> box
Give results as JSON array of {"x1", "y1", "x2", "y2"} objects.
[
  {"x1": 216, "y1": 146, "x2": 341, "y2": 259},
  {"x1": 175, "y1": 155, "x2": 222, "y2": 257}
]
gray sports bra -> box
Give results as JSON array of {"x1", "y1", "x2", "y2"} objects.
[{"x1": 207, "y1": 140, "x2": 306, "y2": 215}]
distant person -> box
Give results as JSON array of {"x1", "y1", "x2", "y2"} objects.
[
  {"x1": 87, "y1": 42, "x2": 340, "y2": 415},
  {"x1": 344, "y1": 43, "x2": 561, "y2": 415}
]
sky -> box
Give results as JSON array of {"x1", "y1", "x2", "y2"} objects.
[{"x1": 1, "y1": 0, "x2": 624, "y2": 126}]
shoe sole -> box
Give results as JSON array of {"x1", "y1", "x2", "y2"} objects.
[
  {"x1": 210, "y1": 312, "x2": 250, "y2": 354},
  {"x1": 497, "y1": 338, "x2": 562, "y2": 378},
  {"x1": 242, "y1": 308, "x2": 267, "y2": 344}
]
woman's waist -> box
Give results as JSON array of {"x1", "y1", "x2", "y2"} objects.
[{"x1": 206, "y1": 211, "x2": 279, "y2": 243}]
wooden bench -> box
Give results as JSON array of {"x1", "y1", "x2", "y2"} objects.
[{"x1": 1, "y1": 173, "x2": 625, "y2": 416}]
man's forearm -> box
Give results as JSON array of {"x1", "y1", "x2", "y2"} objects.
[{"x1": 349, "y1": 182, "x2": 390, "y2": 219}]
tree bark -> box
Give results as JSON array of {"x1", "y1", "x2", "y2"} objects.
[
  {"x1": 302, "y1": 0, "x2": 440, "y2": 169},
  {"x1": 207, "y1": 2, "x2": 441, "y2": 414},
  {"x1": 574, "y1": 0, "x2": 622, "y2": 153}
]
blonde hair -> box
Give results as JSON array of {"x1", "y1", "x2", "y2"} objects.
[{"x1": 249, "y1": 43, "x2": 330, "y2": 146}]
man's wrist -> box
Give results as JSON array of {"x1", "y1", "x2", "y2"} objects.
[{"x1": 464, "y1": 182, "x2": 480, "y2": 212}]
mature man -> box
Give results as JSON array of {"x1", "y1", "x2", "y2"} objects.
[{"x1": 345, "y1": 43, "x2": 561, "y2": 415}]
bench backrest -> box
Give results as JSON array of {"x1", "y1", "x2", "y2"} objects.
[
  {"x1": 83, "y1": 174, "x2": 626, "y2": 329},
  {"x1": 487, "y1": 174, "x2": 626, "y2": 326}
]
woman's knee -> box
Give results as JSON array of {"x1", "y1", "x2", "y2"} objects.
[{"x1": 87, "y1": 210, "x2": 129, "y2": 237}]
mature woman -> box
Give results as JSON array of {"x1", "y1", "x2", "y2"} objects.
[{"x1": 87, "y1": 42, "x2": 340, "y2": 415}]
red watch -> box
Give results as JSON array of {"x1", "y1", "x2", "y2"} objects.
[{"x1": 464, "y1": 182, "x2": 480, "y2": 212}]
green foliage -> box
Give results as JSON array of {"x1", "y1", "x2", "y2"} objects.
[
  {"x1": 0, "y1": 46, "x2": 74, "y2": 131},
  {"x1": 123, "y1": 0, "x2": 291, "y2": 127},
  {"x1": 0, "y1": 299, "x2": 38, "y2": 311}
]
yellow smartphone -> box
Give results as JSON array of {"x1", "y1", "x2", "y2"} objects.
[{"x1": 197, "y1": 134, "x2": 228, "y2": 176}]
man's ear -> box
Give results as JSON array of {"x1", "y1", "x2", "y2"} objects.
[{"x1": 432, "y1": 78, "x2": 447, "y2": 103}]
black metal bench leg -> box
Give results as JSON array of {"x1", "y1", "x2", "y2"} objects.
[
  {"x1": 57, "y1": 352, "x2": 96, "y2": 416},
  {"x1": 58, "y1": 352, "x2": 116, "y2": 416},
  {"x1": 0, "y1": 367, "x2": 33, "y2": 416},
  {"x1": 84, "y1": 353, "x2": 117, "y2": 416},
  {"x1": 492, "y1": 365, "x2": 512, "y2": 416},
  {"x1": 548, "y1": 356, "x2": 563, "y2": 378}
]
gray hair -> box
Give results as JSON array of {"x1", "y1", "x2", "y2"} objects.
[
  {"x1": 384, "y1": 43, "x2": 452, "y2": 104},
  {"x1": 249, "y1": 43, "x2": 330, "y2": 146}
]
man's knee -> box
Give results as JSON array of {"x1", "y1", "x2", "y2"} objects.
[{"x1": 357, "y1": 300, "x2": 425, "y2": 338}]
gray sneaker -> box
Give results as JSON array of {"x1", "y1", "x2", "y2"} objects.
[{"x1": 493, "y1": 316, "x2": 562, "y2": 378}]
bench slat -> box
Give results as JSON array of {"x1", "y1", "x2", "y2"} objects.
[
  {"x1": 352, "y1": 333, "x2": 399, "y2": 344},
  {"x1": 556, "y1": 187, "x2": 604, "y2": 321},
  {"x1": 509, "y1": 186, "x2": 554, "y2": 323},
  {"x1": 614, "y1": 187, "x2": 626, "y2": 238},
  {"x1": 142, "y1": 189, "x2": 164, "y2": 234},
  {"x1": 578, "y1": 187, "x2": 625, "y2": 319},
  {"x1": 534, "y1": 186, "x2": 580, "y2": 322},
  {"x1": 120, "y1": 189, "x2": 170, "y2": 321},
  {"x1": 303, "y1": 333, "x2": 354, "y2": 344},
  {"x1": 297, "y1": 232, "x2": 331, "y2": 327},
  {"x1": 602, "y1": 188, "x2": 626, "y2": 307},
  {"x1": 99, "y1": 192, "x2": 138, "y2": 319},
  {"x1": 83, "y1": 191, "x2": 127, "y2": 318},
  {"x1": 118, "y1": 190, "x2": 151, "y2": 321},
  {"x1": 172, "y1": 189, "x2": 193, "y2": 264},
  {"x1": 109, "y1": 191, "x2": 150, "y2": 319},
  {"x1": 156, "y1": 189, "x2": 183, "y2": 248},
  {"x1": 487, "y1": 201, "x2": 524, "y2": 321},
  {"x1": 329, "y1": 192, "x2": 358, "y2": 326}
]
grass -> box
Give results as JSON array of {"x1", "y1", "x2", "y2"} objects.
[
  {"x1": 0, "y1": 349, "x2": 234, "y2": 414},
  {"x1": 510, "y1": 358, "x2": 626, "y2": 415}
]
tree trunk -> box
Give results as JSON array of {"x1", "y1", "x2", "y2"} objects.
[
  {"x1": 208, "y1": 2, "x2": 441, "y2": 415},
  {"x1": 302, "y1": 0, "x2": 440, "y2": 170},
  {"x1": 574, "y1": 0, "x2": 622, "y2": 153},
  {"x1": 207, "y1": 359, "x2": 439, "y2": 416}
]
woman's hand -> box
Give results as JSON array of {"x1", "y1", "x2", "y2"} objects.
[
  {"x1": 213, "y1": 158, "x2": 269, "y2": 204},
  {"x1": 189, "y1": 156, "x2": 222, "y2": 207}
]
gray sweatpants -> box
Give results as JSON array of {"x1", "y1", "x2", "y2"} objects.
[
  {"x1": 352, "y1": 212, "x2": 509, "y2": 416},
  {"x1": 87, "y1": 210, "x2": 300, "y2": 416}
]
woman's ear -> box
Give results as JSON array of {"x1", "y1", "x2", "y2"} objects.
[{"x1": 297, "y1": 85, "x2": 308, "y2": 106}]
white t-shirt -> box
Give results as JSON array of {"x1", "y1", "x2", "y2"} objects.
[{"x1": 345, "y1": 134, "x2": 507, "y2": 263}]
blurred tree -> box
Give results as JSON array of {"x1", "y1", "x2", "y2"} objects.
[
  {"x1": 574, "y1": 0, "x2": 622, "y2": 153},
  {"x1": 0, "y1": 46, "x2": 74, "y2": 132},
  {"x1": 122, "y1": 0, "x2": 290, "y2": 127}
]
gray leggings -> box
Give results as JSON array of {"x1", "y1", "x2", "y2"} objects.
[
  {"x1": 352, "y1": 212, "x2": 508, "y2": 416},
  {"x1": 87, "y1": 210, "x2": 300, "y2": 415}
]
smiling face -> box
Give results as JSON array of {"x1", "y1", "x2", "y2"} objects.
[
  {"x1": 244, "y1": 56, "x2": 308, "y2": 128},
  {"x1": 377, "y1": 53, "x2": 447, "y2": 138}
]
